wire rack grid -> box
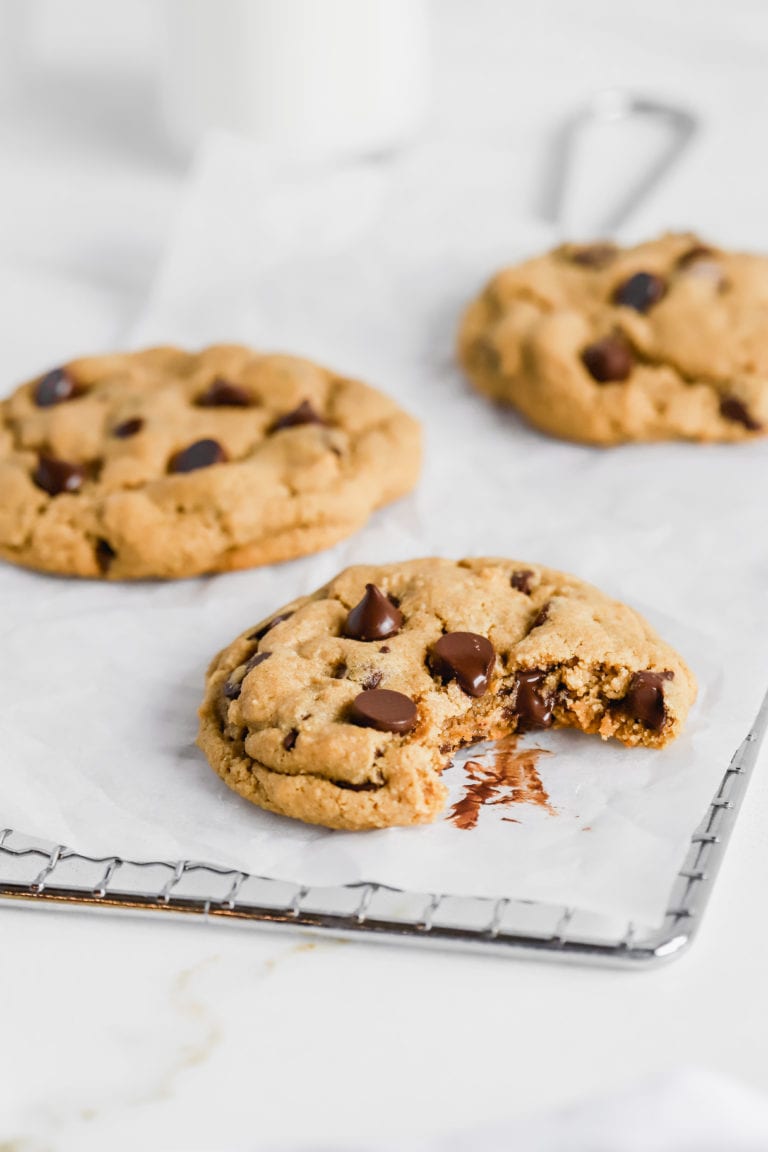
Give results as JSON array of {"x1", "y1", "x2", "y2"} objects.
[{"x1": 1, "y1": 690, "x2": 765, "y2": 967}]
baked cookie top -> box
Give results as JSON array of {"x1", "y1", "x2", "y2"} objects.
[
  {"x1": 198, "y1": 557, "x2": 697, "y2": 831},
  {"x1": 459, "y1": 233, "x2": 768, "y2": 445},
  {"x1": 0, "y1": 345, "x2": 421, "y2": 579}
]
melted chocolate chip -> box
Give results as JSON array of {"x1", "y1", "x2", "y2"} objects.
[
  {"x1": 530, "y1": 603, "x2": 550, "y2": 629},
  {"x1": 362, "y1": 670, "x2": 383, "y2": 690},
  {"x1": 270, "y1": 399, "x2": 325, "y2": 433},
  {"x1": 283, "y1": 729, "x2": 298, "y2": 751},
  {"x1": 720, "y1": 396, "x2": 762, "y2": 432},
  {"x1": 569, "y1": 243, "x2": 617, "y2": 269},
  {"x1": 613, "y1": 271, "x2": 666, "y2": 313},
  {"x1": 508, "y1": 669, "x2": 554, "y2": 731},
  {"x1": 196, "y1": 378, "x2": 252, "y2": 407},
  {"x1": 349, "y1": 689, "x2": 417, "y2": 734},
  {"x1": 623, "y1": 670, "x2": 673, "y2": 731},
  {"x1": 95, "y1": 538, "x2": 116, "y2": 573},
  {"x1": 32, "y1": 453, "x2": 86, "y2": 496},
  {"x1": 430, "y1": 632, "x2": 495, "y2": 698},
  {"x1": 344, "y1": 584, "x2": 403, "y2": 642},
  {"x1": 248, "y1": 612, "x2": 293, "y2": 642},
  {"x1": 34, "y1": 368, "x2": 79, "y2": 407},
  {"x1": 223, "y1": 651, "x2": 271, "y2": 701},
  {"x1": 511, "y1": 569, "x2": 534, "y2": 595},
  {"x1": 112, "y1": 417, "x2": 144, "y2": 438},
  {"x1": 168, "y1": 438, "x2": 227, "y2": 473},
  {"x1": 581, "y1": 335, "x2": 634, "y2": 383}
]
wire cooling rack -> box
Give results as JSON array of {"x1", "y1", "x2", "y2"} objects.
[{"x1": 2, "y1": 690, "x2": 765, "y2": 967}]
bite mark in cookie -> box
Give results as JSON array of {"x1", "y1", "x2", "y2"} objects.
[{"x1": 197, "y1": 558, "x2": 697, "y2": 830}]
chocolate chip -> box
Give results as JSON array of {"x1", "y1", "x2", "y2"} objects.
[
  {"x1": 568, "y1": 243, "x2": 617, "y2": 269},
  {"x1": 196, "y1": 378, "x2": 252, "y2": 407},
  {"x1": 270, "y1": 399, "x2": 325, "y2": 432},
  {"x1": 581, "y1": 335, "x2": 634, "y2": 383},
  {"x1": 530, "y1": 603, "x2": 549, "y2": 629},
  {"x1": 379, "y1": 645, "x2": 391, "y2": 654},
  {"x1": 362, "y1": 670, "x2": 383, "y2": 691},
  {"x1": 112, "y1": 417, "x2": 144, "y2": 438},
  {"x1": 511, "y1": 569, "x2": 534, "y2": 595},
  {"x1": 247, "y1": 612, "x2": 293, "y2": 642},
  {"x1": 95, "y1": 538, "x2": 116, "y2": 573},
  {"x1": 720, "y1": 396, "x2": 762, "y2": 432},
  {"x1": 34, "y1": 368, "x2": 79, "y2": 407},
  {"x1": 623, "y1": 670, "x2": 673, "y2": 731},
  {"x1": 349, "y1": 689, "x2": 417, "y2": 734},
  {"x1": 613, "y1": 271, "x2": 666, "y2": 313},
  {"x1": 168, "y1": 438, "x2": 227, "y2": 473},
  {"x1": 32, "y1": 453, "x2": 86, "y2": 496},
  {"x1": 223, "y1": 651, "x2": 271, "y2": 701},
  {"x1": 283, "y1": 729, "x2": 298, "y2": 751},
  {"x1": 508, "y1": 669, "x2": 554, "y2": 731},
  {"x1": 344, "y1": 584, "x2": 403, "y2": 642},
  {"x1": 332, "y1": 660, "x2": 348, "y2": 679},
  {"x1": 430, "y1": 632, "x2": 495, "y2": 698},
  {"x1": 676, "y1": 244, "x2": 715, "y2": 268},
  {"x1": 334, "y1": 779, "x2": 380, "y2": 792}
]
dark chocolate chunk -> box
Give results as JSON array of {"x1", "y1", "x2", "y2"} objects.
[
  {"x1": 510, "y1": 569, "x2": 534, "y2": 595},
  {"x1": 168, "y1": 438, "x2": 227, "y2": 473},
  {"x1": 349, "y1": 689, "x2": 417, "y2": 734},
  {"x1": 344, "y1": 584, "x2": 403, "y2": 642},
  {"x1": 612, "y1": 271, "x2": 666, "y2": 313},
  {"x1": 430, "y1": 632, "x2": 495, "y2": 698},
  {"x1": 568, "y1": 243, "x2": 617, "y2": 269},
  {"x1": 624, "y1": 670, "x2": 672, "y2": 731},
  {"x1": 247, "y1": 612, "x2": 293, "y2": 642},
  {"x1": 530, "y1": 603, "x2": 550, "y2": 629},
  {"x1": 581, "y1": 335, "x2": 634, "y2": 383},
  {"x1": 34, "y1": 368, "x2": 79, "y2": 407},
  {"x1": 223, "y1": 651, "x2": 271, "y2": 701},
  {"x1": 270, "y1": 399, "x2": 325, "y2": 432},
  {"x1": 95, "y1": 538, "x2": 116, "y2": 573},
  {"x1": 196, "y1": 378, "x2": 252, "y2": 407},
  {"x1": 112, "y1": 417, "x2": 144, "y2": 438},
  {"x1": 283, "y1": 729, "x2": 298, "y2": 751},
  {"x1": 508, "y1": 669, "x2": 554, "y2": 730},
  {"x1": 362, "y1": 670, "x2": 383, "y2": 691},
  {"x1": 32, "y1": 453, "x2": 86, "y2": 496},
  {"x1": 720, "y1": 396, "x2": 762, "y2": 432},
  {"x1": 332, "y1": 660, "x2": 348, "y2": 680}
]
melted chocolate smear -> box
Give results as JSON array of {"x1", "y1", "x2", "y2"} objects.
[
  {"x1": 449, "y1": 737, "x2": 553, "y2": 831},
  {"x1": 34, "y1": 367, "x2": 79, "y2": 407},
  {"x1": 270, "y1": 399, "x2": 325, "y2": 432},
  {"x1": 196, "y1": 378, "x2": 252, "y2": 407},
  {"x1": 168, "y1": 438, "x2": 227, "y2": 473},
  {"x1": 349, "y1": 689, "x2": 417, "y2": 734},
  {"x1": 613, "y1": 271, "x2": 666, "y2": 313},
  {"x1": 581, "y1": 335, "x2": 634, "y2": 383},
  {"x1": 344, "y1": 584, "x2": 403, "y2": 641},
  {"x1": 32, "y1": 453, "x2": 86, "y2": 496},
  {"x1": 248, "y1": 612, "x2": 293, "y2": 642},
  {"x1": 430, "y1": 632, "x2": 495, "y2": 698}
]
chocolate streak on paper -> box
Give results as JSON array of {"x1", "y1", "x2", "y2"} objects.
[{"x1": 449, "y1": 735, "x2": 553, "y2": 831}]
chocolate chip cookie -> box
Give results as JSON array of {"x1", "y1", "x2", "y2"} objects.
[
  {"x1": 198, "y1": 557, "x2": 696, "y2": 830},
  {"x1": 0, "y1": 345, "x2": 421, "y2": 578},
  {"x1": 459, "y1": 233, "x2": 768, "y2": 445}
]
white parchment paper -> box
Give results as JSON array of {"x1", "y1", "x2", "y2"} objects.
[{"x1": 2, "y1": 134, "x2": 767, "y2": 929}]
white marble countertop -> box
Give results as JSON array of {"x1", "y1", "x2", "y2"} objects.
[{"x1": 2, "y1": 2, "x2": 768, "y2": 1148}]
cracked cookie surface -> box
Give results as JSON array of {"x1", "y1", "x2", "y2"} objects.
[
  {"x1": 458, "y1": 232, "x2": 768, "y2": 445},
  {"x1": 198, "y1": 557, "x2": 697, "y2": 830},
  {"x1": 0, "y1": 344, "x2": 421, "y2": 579}
]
